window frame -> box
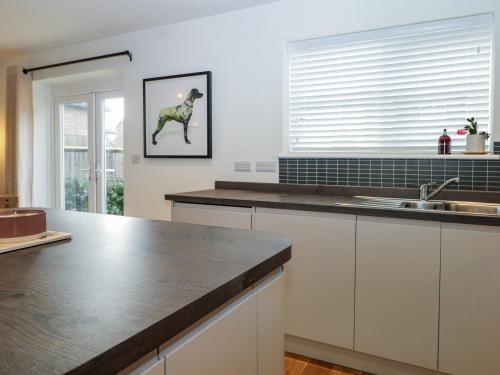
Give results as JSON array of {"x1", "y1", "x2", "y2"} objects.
[{"x1": 283, "y1": 13, "x2": 495, "y2": 157}]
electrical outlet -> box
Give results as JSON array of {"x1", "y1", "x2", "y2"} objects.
[
  {"x1": 234, "y1": 161, "x2": 251, "y2": 172},
  {"x1": 256, "y1": 160, "x2": 277, "y2": 172}
]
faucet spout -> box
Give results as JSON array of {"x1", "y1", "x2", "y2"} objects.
[{"x1": 422, "y1": 177, "x2": 459, "y2": 201}]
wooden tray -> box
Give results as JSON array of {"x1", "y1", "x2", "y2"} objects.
[{"x1": 0, "y1": 231, "x2": 72, "y2": 255}]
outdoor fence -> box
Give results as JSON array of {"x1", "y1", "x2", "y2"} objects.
[
  {"x1": 64, "y1": 147, "x2": 124, "y2": 179},
  {"x1": 64, "y1": 147, "x2": 124, "y2": 215}
]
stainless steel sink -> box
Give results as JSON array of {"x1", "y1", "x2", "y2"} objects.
[
  {"x1": 349, "y1": 196, "x2": 407, "y2": 208},
  {"x1": 400, "y1": 200, "x2": 500, "y2": 216},
  {"x1": 400, "y1": 201, "x2": 446, "y2": 210},
  {"x1": 442, "y1": 202, "x2": 500, "y2": 215},
  {"x1": 346, "y1": 196, "x2": 500, "y2": 216}
]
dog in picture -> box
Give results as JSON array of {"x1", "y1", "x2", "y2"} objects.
[{"x1": 152, "y1": 88, "x2": 204, "y2": 145}]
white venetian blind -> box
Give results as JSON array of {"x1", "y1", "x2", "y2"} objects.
[{"x1": 288, "y1": 14, "x2": 492, "y2": 154}]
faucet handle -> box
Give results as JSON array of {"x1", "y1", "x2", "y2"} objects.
[{"x1": 419, "y1": 182, "x2": 436, "y2": 200}]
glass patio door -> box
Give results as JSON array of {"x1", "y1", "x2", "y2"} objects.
[
  {"x1": 96, "y1": 92, "x2": 124, "y2": 215},
  {"x1": 55, "y1": 92, "x2": 124, "y2": 215}
]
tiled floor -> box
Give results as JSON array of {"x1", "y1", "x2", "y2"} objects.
[{"x1": 285, "y1": 352, "x2": 374, "y2": 375}]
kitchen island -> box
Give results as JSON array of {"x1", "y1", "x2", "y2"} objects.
[{"x1": 0, "y1": 209, "x2": 291, "y2": 375}]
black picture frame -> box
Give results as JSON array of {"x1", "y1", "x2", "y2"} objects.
[{"x1": 143, "y1": 71, "x2": 212, "y2": 158}]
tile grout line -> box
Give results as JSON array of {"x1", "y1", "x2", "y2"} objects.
[
  {"x1": 297, "y1": 356, "x2": 310, "y2": 375},
  {"x1": 486, "y1": 160, "x2": 489, "y2": 191},
  {"x1": 472, "y1": 160, "x2": 475, "y2": 191}
]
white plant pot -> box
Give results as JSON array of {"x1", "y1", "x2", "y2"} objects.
[{"x1": 466, "y1": 134, "x2": 486, "y2": 153}]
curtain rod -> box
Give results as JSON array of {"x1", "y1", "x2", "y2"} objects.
[{"x1": 22, "y1": 50, "x2": 132, "y2": 74}]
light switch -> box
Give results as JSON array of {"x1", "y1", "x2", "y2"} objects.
[
  {"x1": 256, "y1": 160, "x2": 277, "y2": 172},
  {"x1": 131, "y1": 154, "x2": 141, "y2": 164}
]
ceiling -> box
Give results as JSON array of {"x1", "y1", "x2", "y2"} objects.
[{"x1": 0, "y1": 0, "x2": 278, "y2": 59}]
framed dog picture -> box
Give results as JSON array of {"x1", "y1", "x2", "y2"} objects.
[{"x1": 143, "y1": 71, "x2": 211, "y2": 158}]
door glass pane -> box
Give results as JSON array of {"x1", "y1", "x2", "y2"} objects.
[
  {"x1": 104, "y1": 97, "x2": 124, "y2": 215},
  {"x1": 63, "y1": 102, "x2": 89, "y2": 212}
]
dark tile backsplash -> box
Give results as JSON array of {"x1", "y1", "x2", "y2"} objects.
[
  {"x1": 494, "y1": 142, "x2": 500, "y2": 155},
  {"x1": 279, "y1": 157, "x2": 500, "y2": 192}
]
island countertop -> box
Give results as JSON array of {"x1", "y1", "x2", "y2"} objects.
[{"x1": 0, "y1": 209, "x2": 291, "y2": 375}]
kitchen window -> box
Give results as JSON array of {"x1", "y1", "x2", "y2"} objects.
[{"x1": 287, "y1": 14, "x2": 493, "y2": 154}]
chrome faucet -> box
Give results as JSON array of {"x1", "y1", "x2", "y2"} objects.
[{"x1": 420, "y1": 178, "x2": 459, "y2": 201}]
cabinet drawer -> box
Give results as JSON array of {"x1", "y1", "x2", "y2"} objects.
[
  {"x1": 171, "y1": 203, "x2": 252, "y2": 229},
  {"x1": 0, "y1": 196, "x2": 17, "y2": 209}
]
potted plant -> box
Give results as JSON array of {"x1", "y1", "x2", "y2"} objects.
[{"x1": 457, "y1": 117, "x2": 489, "y2": 153}]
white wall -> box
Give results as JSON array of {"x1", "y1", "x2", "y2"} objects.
[
  {"x1": 122, "y1": 3, "x2": 285, "y2": 219},
  {"x1": 0, "y1": 3, "x2": 286, "y2": 219},
  {"x1": 1, "y1": 0, "x2": 499, "y2": 220}
]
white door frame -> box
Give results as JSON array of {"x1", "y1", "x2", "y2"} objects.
[{"x1": 54, "y1": 94, "x2": 96, "y2": 211}]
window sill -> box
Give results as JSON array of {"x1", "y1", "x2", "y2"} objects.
[{"x1": 279, "y1": 153, "x2": 500, "y2": 160}]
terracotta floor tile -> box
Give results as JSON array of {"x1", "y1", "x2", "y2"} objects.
[
  {"x1": 285, "y1": 353, "x2": 373, "y2": 375},
  {"x1": 301, "y1": 361, "x2": 334, "y2": 375},
  {"x1": 285, "y1": 353, "x2": 309, "y2": 375}
]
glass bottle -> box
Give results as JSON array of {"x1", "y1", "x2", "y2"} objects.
[{"x1": 438, "y1": 129, "x2": 451, "y2": 155}]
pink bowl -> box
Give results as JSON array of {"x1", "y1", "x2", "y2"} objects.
[{"x1": 0, "y1": 209, "x2": 47, "y2": 243}]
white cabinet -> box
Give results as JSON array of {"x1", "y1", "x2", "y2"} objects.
[
  {"x1": 355, "y1": 216, "x2": 440, "y2": 370},
  {"x1": 254, "y1": 208, "x2": 355, "y2": 349},
  {"x1": 255, "y1": 268, "x2": 285, "y2": 375},
  {"x1": 171, "y1": 202, "x2": 252, "y2": 229},
  {"x1": 119, "y1": 351, "x2": 164, "y2": 375},
  {"x1": 167, "y1": 199, "x2": 500, "y2": 374},
  {"x1": 440, "y1": 223, "x2": 500, "y2": 375},
  {"x1": 141, "y1": 360, "x2": 164, "y2": 375},
  {"x1": 164, "y1": 291, "x2": 258, "y2": 375},
  {"x1": 160, "y1": 269, "x2": 285, "y2": 375}
]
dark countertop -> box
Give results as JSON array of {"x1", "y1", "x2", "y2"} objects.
[
  {"x1": 164, "y1": 181, "x2": 500, "y2": 226},
  {"x1": 0, "y1": 209, "x2": 291, "y2": 375}
]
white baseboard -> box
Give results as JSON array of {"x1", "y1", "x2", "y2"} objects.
[{"x1": 285, "y1": 335, "x2": 447, "y2": 375}]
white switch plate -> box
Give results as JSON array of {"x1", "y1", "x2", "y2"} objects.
[
  {"x1": 256, "y1": 160, "x2": 277, "y2": 172},
  {"x1": 131, "y1": 154, "x2": 141, "y2": 164},
  {"x1": 234, "y1": 161, "x2": 251, "y2": 172}
]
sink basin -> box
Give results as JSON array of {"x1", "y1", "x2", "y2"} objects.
[
  {"x1": 400, "y1": 201, "x2": 446, "y2": 210},
  {"x1": 346, "y1": 196, "x2": 500, "y2": 216},
  {"x1": 442, "y1": 202, "x2": 500, "y2": 215},
  {"x1": 348, "y1": 196, "x2": 406, "y2": 208},
  {"x1": 400, "y1": 200, "x2": 500, "y2": 216}
]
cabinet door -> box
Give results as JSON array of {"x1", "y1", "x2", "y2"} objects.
[
  {"x1": 119, "y1": 352, "x2": 164, "y2": 375},
  {"x1": 256, "y1": 268, "x2": 285, "y2": 375},
  {"x1": 141, "y1": 360, "x2": 164, "y2": 375},
  {"x1": 355, "y1": 216, "x2": 440, "y2": 370},
  {"x1": 171, "y1": 203, "x2": 252, "y2": 229},
  {"x1": 254, "y1": 208, "x2": 355, "y2": 349},
  {"x1": 164, "y1": 293, "x2": 257, "y2": 375},
  {"x1": 440, "y1": 223, "x2": 500, "y2": 375}
]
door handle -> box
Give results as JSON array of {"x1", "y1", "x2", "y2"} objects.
[{"x1": 80, "y1": 168, "x2": 92, "y2": 181}]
